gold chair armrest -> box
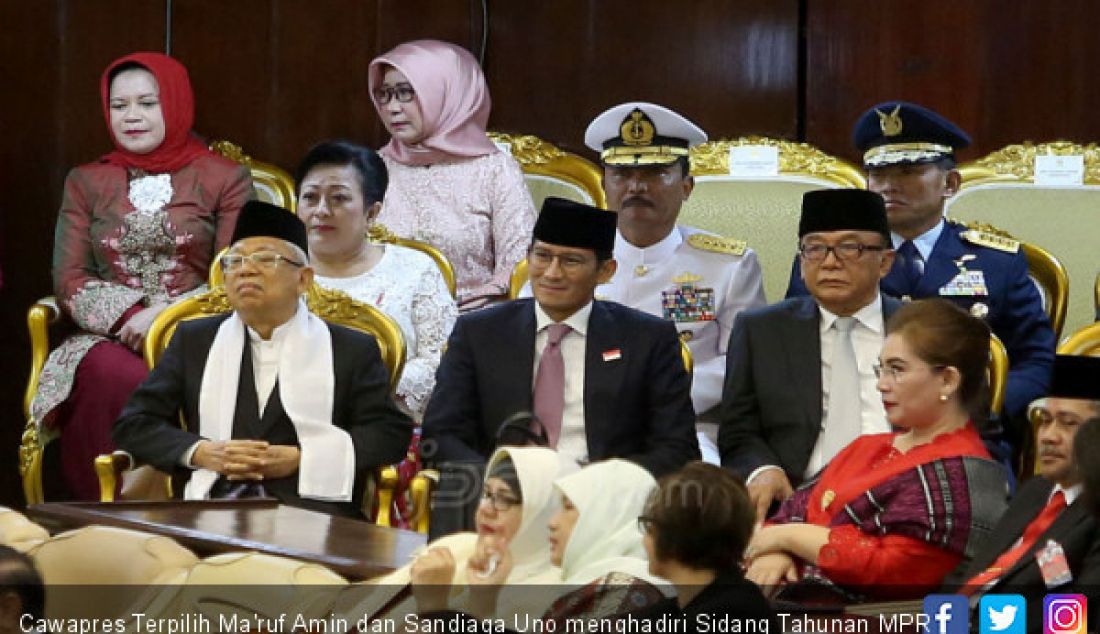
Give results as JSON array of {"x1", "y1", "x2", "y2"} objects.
[
  {"x1": 373, "y1": 465, "x2": 400, "y2": 528},
  {"x1": 1095, "y1": 271, "x2": 1100, "y2": 320},
  {"x1": 95, "y1": 452, "x2": 173, "y2": 502},
  {"x1": 408, "y1": 469, "x2": 440, "y2": 535},
  {"x1": 20, "y1": 421, "x2": 44, "y2": 505},
  {"x1": 989, "y1": 334, "x2": 1008, "y2": 418},
  {"x1": 509, "y1": 259, "x2": 529, "y2": 300},
  {"x1": 24, "y1": 296, "x2": 60, "y2": 418},
  {"x1": 94, "y1": 452, "x2": 133, "y2": 502}
]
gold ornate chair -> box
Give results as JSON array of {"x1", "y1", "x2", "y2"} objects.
[
  {"x1": 21, "y1": 298, "x2": 61, "y2": 504},
  {"x1": 948, "y1": 141, "x2": 1100, "y2": 338},
  {"x1": 508, "y1": 258, "x2": 530, "y2": 300},
  {"x1": 989, "y1": 334, "x2": 1009, "y2": 418},
  {"x1": 682, "y1": 137, "x2": 866, "y2": 302},
  {"x1": 368, "y1": 223, "x2": 457, "y2": 298},
  {"x1": 488, "y1": 132, "x2": 606, "y2": 209},
  {"x1": 21, "y1": 143, "x2": 295, "y2": 505},
  {"x1": 209, "y1": 140, "x2": 296, "y2": 211},
  {"x1": 1058, "y1": 321, "x2": 1100, "y2": 356},
  {"x1": 95, "y1": 283, "x2": 408, "y2": 526}
]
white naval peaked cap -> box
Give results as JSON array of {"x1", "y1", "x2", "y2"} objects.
[{"x1": 584, "y1": 101, "x2": 707, "y2": 166}]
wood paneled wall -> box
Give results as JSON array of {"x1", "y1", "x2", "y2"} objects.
[
  {"x1": 805, "y1": 0, "x2": 1100, "y2": 164},
  {"x1": 2, "y1": 0, "x2": 1099, "y2": 507}
]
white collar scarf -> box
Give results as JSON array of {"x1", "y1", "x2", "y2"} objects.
[{"x1": 187, "y1": 300, "x2": 354, "y2": 502}]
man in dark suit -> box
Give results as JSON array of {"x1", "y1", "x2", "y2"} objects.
[
  {"x1": 719, "y1": 189, "x2": 900, "y2": 521},
  {"x1": 114, "y1": 201, "x2": 411, "y2": 517},
  {"x1": 422, "y1": 197, "x2": 699, "y2": 477},
  {"x1": 944, "y1": 355, "x2": 1100, "y2": 632},
  {"x1": 786, "y1": 102, "x2": 1054, "y2": 432}
]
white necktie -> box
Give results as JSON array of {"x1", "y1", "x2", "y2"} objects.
[{"x1": 814, "y1": 317, "x2": 862, "y2": 473}]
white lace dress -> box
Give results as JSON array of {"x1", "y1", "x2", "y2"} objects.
[
  {"x1": 314, "y1": 245, "x2": 457, "y2": 419},
  {"x1": 376, "y1": 151, "x2": 536, "y2": 311}
]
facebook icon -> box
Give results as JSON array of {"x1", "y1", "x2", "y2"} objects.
[{"x1": 923, "y1": 595, "x2": 969, "y2": 634}]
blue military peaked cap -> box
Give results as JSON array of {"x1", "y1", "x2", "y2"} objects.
[{"x1": 852, "y1": 101, "x2": 971, "y2": 168}]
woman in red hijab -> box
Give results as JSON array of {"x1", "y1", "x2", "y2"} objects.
[{"x1": 30, "y1": 52, "x2": 254, "y2": 500}]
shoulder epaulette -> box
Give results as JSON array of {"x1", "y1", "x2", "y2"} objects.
[
  {"x1": 687, "y1": 233, "x2": 747, "y2": 256},
  {"x1": 959, "y1": 229, "x2": 1020, "y2": 254}
]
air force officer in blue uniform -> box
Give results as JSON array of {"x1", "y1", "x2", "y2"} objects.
[{"x1": 785, "y1": 102, "x2": 1055, "y2": 441}]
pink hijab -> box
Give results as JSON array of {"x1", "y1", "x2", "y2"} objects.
[{"x1": 369, "y1": 40, "x2": 499, "y2": 166}]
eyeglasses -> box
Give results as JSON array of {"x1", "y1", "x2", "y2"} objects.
[
  {"x1": 372, "y1": 84, "x2": 416, "y2": 105},
  {"x1": 480, "y1": 489, "x2": 521, "y2": 512},
  {"x1": 637, "y1": 516, "x2": 660, "y2": 535},
  {"x1": 872, "y1": 362, "x2": 945, "y2": 384},
  {"x1": 799, "y1": 242, "x2": 887, "y2": 262},
  {"x1": 220, "y1": 251, "x2": 304, "y2": 272},
  {"x1": 529, "y1": 249, "x2": 595, "y2": 272}
]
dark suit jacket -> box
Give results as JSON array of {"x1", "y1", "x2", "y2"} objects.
[
  {"x1": 421, "y1": 299, "x2": 699, "y2": 477},
  {"x1": 943, "y1": 476, "x2": 1100, "y2": 632},
  {"x1": 785, "y1": 220, "x2": 1055, "y2": 422},
  {"x1": 717, "y1": 295, "x2": 901, "y2": 484},
  {"x1": 113, "y1": 313, "x2": 412, "y2": 516},
  {"x1": 627, "y1": 569, "x2": 779, "y2": 630}
]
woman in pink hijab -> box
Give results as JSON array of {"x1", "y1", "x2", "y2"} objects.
[{"x1": 369, "y1": 40, "x2": 536, "y2": 312}]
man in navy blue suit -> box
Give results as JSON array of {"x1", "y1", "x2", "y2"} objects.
[
  {"x1": 786, "y1": 101, "x2": 1055, "y2": 444},
  {"x1": 422, "y1": 197, "x2": 699, "y2": 478}
]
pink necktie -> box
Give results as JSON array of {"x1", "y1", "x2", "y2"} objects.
[{"x1": 533, "y1": 323, "x2": 571, "y2": 447}]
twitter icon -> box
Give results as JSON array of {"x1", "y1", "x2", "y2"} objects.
[{"x1": 980, "y1": 594, "x2": 1026, "y2": 634}]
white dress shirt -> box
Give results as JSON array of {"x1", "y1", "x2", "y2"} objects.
[
  {"x1": 747, "y1": 294, "x2": 890, "y2": 484},
  {"x1": 533, "y1": 301, "x2": 593, "y2": 466},
  {"x1": 181, "y1": 319, "x2": 293, "y2": 466}
]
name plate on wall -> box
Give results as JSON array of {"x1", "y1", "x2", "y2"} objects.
[
  {"x1": 1034, "y1": 155, "x2": 1084, "y2": 186},
  {"x1": 728, "y1": 146, "x2": 779, "y2": 176}
]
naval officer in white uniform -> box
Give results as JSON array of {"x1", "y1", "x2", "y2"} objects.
[{"x1": 588, "y1": 102, "x2": 766, "y2": 462}]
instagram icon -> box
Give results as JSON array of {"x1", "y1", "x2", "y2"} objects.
[{"x1": 1044, "y1": 594, "x2": 1087, "y2": 634}]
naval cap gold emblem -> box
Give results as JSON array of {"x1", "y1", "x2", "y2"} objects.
[
  {"x1": 876, "y1": 105, "x2": 903, "y2": 137},
  {"x1": 621, "y1": 109, "x2": 656, "y2": 147}
]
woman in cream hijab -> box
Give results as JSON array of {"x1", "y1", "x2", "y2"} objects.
[
  {"x1": 542, "y1": 459, "x2": 667, "y2": 623},
  {"x1": 337, "y1": 446, "x2": 575, "y2": 620},
  {"x1": 412, "y1": 459, "x2": 667, "y2": 624}
]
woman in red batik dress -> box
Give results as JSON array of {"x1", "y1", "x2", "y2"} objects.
[
  {"x1": 745, "y1": 299, "x2": 1010, "y2": 600},
  {"x1": 30, "y1": 52, "x2": 253, "y2": 500}
]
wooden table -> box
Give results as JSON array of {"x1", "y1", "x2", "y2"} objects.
[{"x1": 28, "y1": 500, "x2": 425, "y2": 581}]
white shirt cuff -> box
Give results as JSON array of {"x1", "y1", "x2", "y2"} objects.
[
  {"x1": 746, "y1": 464, "x2": 783, "y2": 485},
  {"x1": 181, "y1": 441, "x2": 203, "y2": 468}
]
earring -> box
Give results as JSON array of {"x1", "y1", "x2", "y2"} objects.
[{"x1": 939, "y1": 393, "x2": 949, "y2": 402}]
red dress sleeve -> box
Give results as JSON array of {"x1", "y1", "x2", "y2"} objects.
[
  {"x1": 211, "y1": 164, "x2": 254, "y2": 251},
  {"x1": 53, "y1": 167, "x2": 145, "y2": 334},
  {"x1": 817, "y1": 525, "x2": 963, "y2": 595}
]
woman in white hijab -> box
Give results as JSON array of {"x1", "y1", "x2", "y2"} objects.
[
  {"x1": 541, "y1": 459, "x2": 667, "y2": 624},
  {"x1": 335, "y1": 446, "x2": 576, "y2": 620},
  {"x1": 411, "y1": 459, "x2": 668, "y2": 625}
]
